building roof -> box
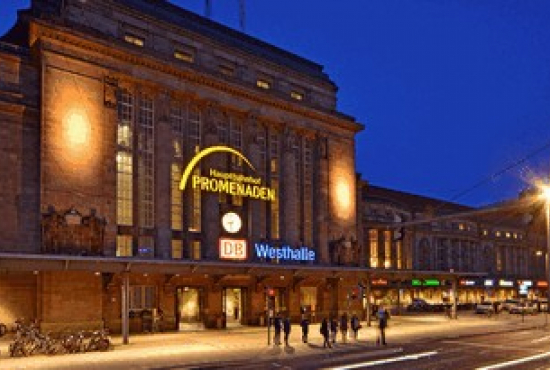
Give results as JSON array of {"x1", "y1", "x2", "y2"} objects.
[
  {"x1": 363, "y1": 184, "x2": 473, "y2": 215},
  {"x1": 115, "y1": 0, "x2": 334, "y2": 83}
]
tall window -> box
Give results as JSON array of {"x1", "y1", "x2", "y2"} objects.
[
  {"x1": 396, "y1": 240, "x2": 403, "y2": 269},
  {"x1": 230, "y1": 117, "x2": 243, "y2": 205},
  {"x1": 369, "y1": 229, "x2": 378, "y2": 268},
  {"x1": 188, "y1": 105, "x2": 202, "y2": 232},
  {"x1": 384, "y1": 230, "x2": 391, "y2": 268},
  {"x1": 117, "y1": 91, "x2": 133, "y2": 226},
  {"x1": 138, "y1": 95, "x2": 154, "y2": 229},
  {"x1": 171, "y1": 105, "x2": 185, "y2": 231},
  {"x1": 269, "y1": 132, "x2": 280, "y2": 239},
  {"x1": 303, "y1": 140, "x2": 313, "y2": 246}
]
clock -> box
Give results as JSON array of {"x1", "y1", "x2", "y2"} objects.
[{"x1": 222, "y1": 212, "x2": 242, "y2": 234}]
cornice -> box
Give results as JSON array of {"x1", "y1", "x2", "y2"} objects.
[{"x1": 30, "y1": 20, "x2": 363, "y2": 135}]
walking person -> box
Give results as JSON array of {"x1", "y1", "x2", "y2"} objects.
[
  {"x1": 330, "y1": 316, "x2": 338, "y2": 344},
  {"x1": 320, "y1": 318, "x2": 331, "y2": 348},
  {"x1": 283, "y1": 316, "x2": 291, "y2": 346},
  {"x1": 350, "y1": 314, "x2": 360, "y2": 341},
  {"x1": 273, "y1": 313, "x2": 282, "y2": 345},
  {"x1": 376, "y1": 306, "x2": 389, "y2": 346},
  {"x1": 300, "y1": 316, "x2": 309, "y2": 343},
  {"x1": 340, "y1": 314, "x2": 348, "y2": 343}
]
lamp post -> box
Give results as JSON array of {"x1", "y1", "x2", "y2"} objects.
[{"x1": 540, "y1": 185, "x2": 550, "y2": 327}]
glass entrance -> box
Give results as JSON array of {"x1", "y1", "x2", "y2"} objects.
[
  {"x1": 177, "y1": 287, "x2": 202, "y2": 330},
  {"x1": 223, "y1": 288, "x2": 243, "y2": 327}
]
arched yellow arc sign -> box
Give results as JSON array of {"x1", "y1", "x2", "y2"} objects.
[{"x1": 179, "y1": 146, "x2": 256, "y2": 192}]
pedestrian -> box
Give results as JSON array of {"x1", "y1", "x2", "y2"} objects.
[
  {"x1": 320, "y1": 318, "x2": 331, "y2": 348},
  {"x1": 340, "y1": 314, "x2": 348, "y2": 343},
  {"x1": 300, "y1": 316, "x2": 309, "y2": 343},
  {"x1": 283, "y1": 316, "x2": 291, "y2": 346},
  {"x1": 350, "y1": 314, "x2": 360, "y2": 340},
  {"x1": 273, "y1": 313, "x2": 282, "y2": 345},
  {"x1": 330, "y1": 316, "x2": 338, "y2": 344},
  {"x1": 376, "y1": 305, "x2": 389, "y2": 345}
]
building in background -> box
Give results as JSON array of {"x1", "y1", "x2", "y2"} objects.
[{"x1": 358, "y1": 182, "x2": 548, "y2": 309}]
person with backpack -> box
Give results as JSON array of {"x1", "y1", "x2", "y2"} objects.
[
  {"x1": 376, "y1": 306, "x2": 389, "y2": 345},
  {"x1": 320, "y1": 318, "x2": 331, "y2": 348},
  {"x1": 300, "y1": 317, "x2": 309, "y2": 343}
]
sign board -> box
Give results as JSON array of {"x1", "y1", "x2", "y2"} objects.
[
  {"x1": 254, "y1": 243, "x2": 315, "y2": 262},
  {"x1": 484, "y1": 279, "x2": 494, "y2": 287},
  {"x1": 499, "y1": 279, "x2": 514, "y2": 287},
  {"x1": 219, "y1": 238, "x2": 248, "y2": 260}
]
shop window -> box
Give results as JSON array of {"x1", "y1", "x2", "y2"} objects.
[
  {"x1": 300, "y1": 287, "x2": 317, "y2": 312},
  {"x1": 116, "y1": 235, "x2": 133, "y2": 257},
  {"x1": 130, "y1": 286, "x2": 156, "y2": 311}
]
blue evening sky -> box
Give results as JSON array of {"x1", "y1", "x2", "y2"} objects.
[{"x1": 2, "y1": 0, "x2": 550, "y2": 207}]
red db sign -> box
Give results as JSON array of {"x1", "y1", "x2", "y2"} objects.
[{"x1": 219, "y1": 238, "x2": 248, "y2": 260}]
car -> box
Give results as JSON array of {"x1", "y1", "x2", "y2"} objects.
[
  {"x1": 501, "y1": 299, "x2": 520, "y2": 312},
  {"x1": 407, "y1": 298, "x2": 433, "y2": 312},
  {"x1": 509, "y1": 302, "x2": 536, "y2": 315},
  {"x1": 475, "y1": 302, "x2": 495, "y2": 315}
]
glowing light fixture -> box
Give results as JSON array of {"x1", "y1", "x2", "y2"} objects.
[{"x1": 64, "y1": 108, "x2": 91, "y2": 147}]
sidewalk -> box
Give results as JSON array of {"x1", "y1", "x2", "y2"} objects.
[{"x1": 0, "y1": 312, "x2": 547, "y2": 369}]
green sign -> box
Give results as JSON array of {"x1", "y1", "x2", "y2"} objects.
[{"x1": 411, "y1": 279, "x2": 440, "y2": 286}]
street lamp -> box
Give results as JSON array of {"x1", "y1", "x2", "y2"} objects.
[{"x1": 539, "y1": 185, "x2": 550, "y2": 327}]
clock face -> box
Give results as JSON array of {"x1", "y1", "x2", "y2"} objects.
[{"x1": 222, "y1": 212, "x2": 242, "y2": 234}]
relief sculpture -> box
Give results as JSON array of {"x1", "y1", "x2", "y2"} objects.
[{"x1": 41, "y1": 207, "x2": 107, "y2": 256}]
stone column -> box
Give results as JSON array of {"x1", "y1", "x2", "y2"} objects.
[
  {"x1": 102, "y1": 77, "x2": 118, "y2": 256},
  {"x1": 155, "y1": 92, "x2": 172, "y2": 259},
  {"x1": 201, "y1": 102, "x2": 220, "y2": 259},
  {"x1": 315, "y1": 134, "x2": 329, "y2": 263},
  {"x1": 280, "y1": 127, "x2": 299, "y2": 244},
  {"x1": 246, "y1": 113, "x2": 263, "y2": 242}
]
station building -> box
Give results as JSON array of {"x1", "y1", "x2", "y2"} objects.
[{"x1": 0, "y1": 0, "x2": 363, "y2": 332}]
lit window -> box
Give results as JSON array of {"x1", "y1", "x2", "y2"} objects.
[
  {"x1": 192, "y1": 241, "x2": 201, "y2": 260},
  {"x1": 172, "y1": 240, "x2": 183, "y2": 259},
  {"x1": 483, "y1": 229, "x2": 488, "y2": 236},
  {"x1": 124, "y1": 34, "x2": 144, "y2": 47},
  {"x1": 256, "y1": 79, "x2": 271, "y2": 89},
  {"x1": 369, "y1": 229, "x2": 378, "y2": 268},
  {"x1": 174, "y1": 50, "x2": 194, "y2": 63},
  {"x1": 291, "y1": 91, "x2": 303, "y2": 101},
  {"x1": 506, "y1": 232, "x2": 511, "y2": 238},
  {"x1": 459, "y1": 223, "x2": 465, "y2": 231},
  {"x1": 496, "y1": 231, "x2": 501, "y2": 237},
  {"x1": 116, "y1": 235, "x2": 133, "y2": 257}
]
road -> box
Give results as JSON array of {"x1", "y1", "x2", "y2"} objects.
[{"x1": 198, "y1": 328, "x2": 550, "y2": 370}]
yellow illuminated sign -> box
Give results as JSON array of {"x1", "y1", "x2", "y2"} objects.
[{"x1": 179, "y1": 146, "x2": 276, "y2": 201}]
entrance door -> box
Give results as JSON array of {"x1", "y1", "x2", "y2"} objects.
[
  {"x1": 223, "y1": 288, "x2": 243, "y2": 327},
  {"x1": 177, "y1": 287, "x2": 202, "y2": 330}
]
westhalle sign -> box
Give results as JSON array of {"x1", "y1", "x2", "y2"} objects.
[{"x1": 179, "y1": 146, "x2": 276, "y2": 201}]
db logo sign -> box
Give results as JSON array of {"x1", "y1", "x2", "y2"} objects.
[{"x1": 219, "y1": 238, "x2": 248, "y2": 260}]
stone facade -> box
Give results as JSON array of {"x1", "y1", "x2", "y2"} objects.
[{"x1": 0, "y1": 0, "x2": 362, "y2": 331}]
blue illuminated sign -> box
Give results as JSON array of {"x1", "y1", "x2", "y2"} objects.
[{"x1": 254, "y1": 243, "x2": 316, "y2": 261}]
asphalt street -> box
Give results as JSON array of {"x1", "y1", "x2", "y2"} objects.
[{"x1": 1, "y1": 313, "x2": 549, "y2": 369}]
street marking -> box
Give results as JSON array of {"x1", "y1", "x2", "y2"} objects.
[
  {"x1": 442, "y1": 340, "x2": 530, "y2": 351},
  {"x1": 531, "y1": 335, "x2": 550, "y2": 343},
  {"x1": 477, "y1": 352, "x2": 550, "y2": 369},
  {"x1": 326, "y1": 351, "x2": 438, "y2": 369}
]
